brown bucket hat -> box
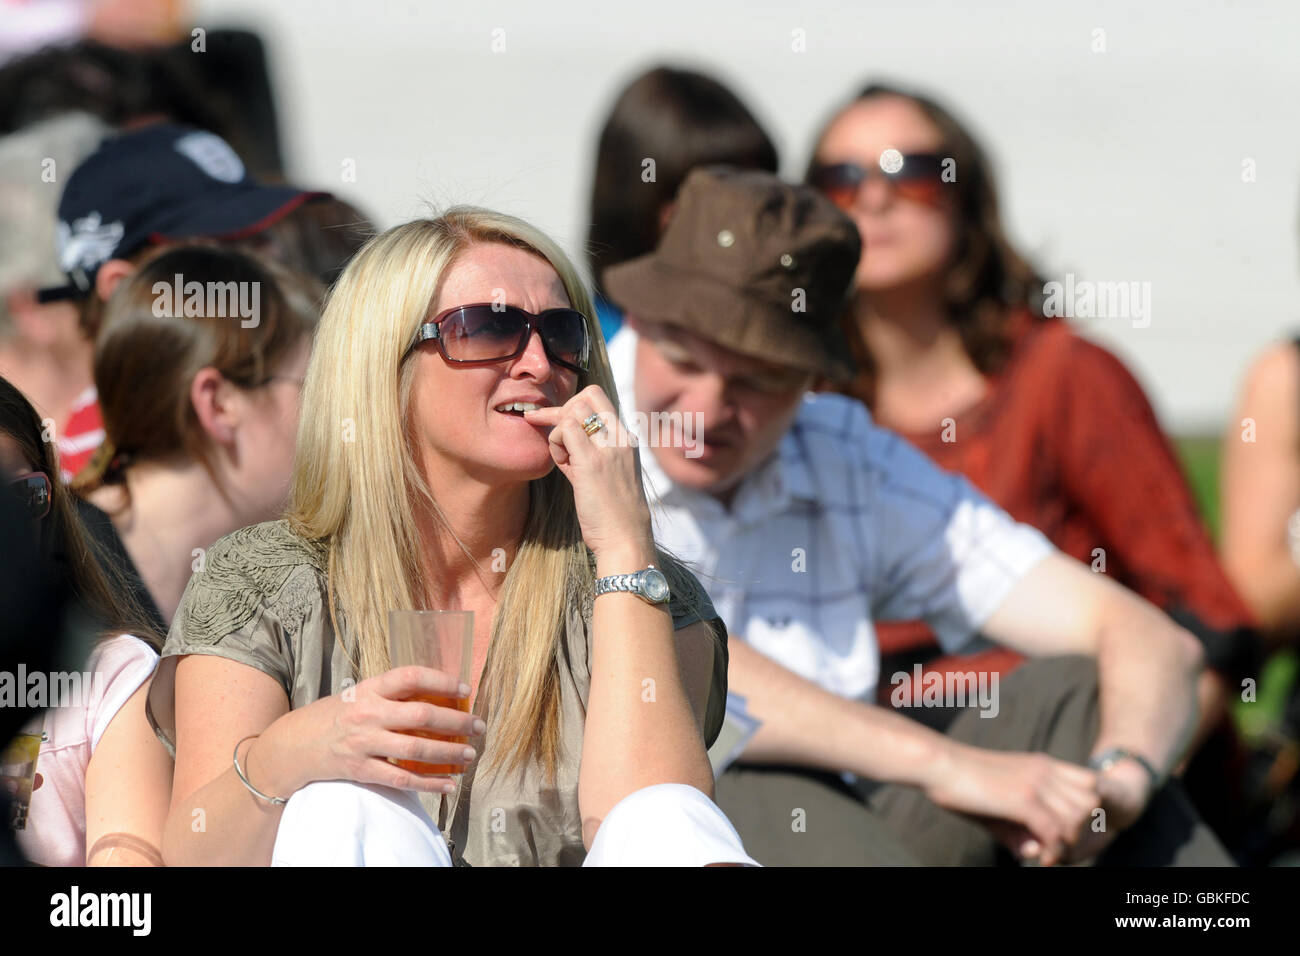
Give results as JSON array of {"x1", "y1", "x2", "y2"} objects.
[{"x1": 603, "y1": 165, "x2": 862, "y2": 382}]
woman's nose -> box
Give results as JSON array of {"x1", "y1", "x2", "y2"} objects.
[
  {"x1": 853, "y1": 173, "x2": 892, "y2": 213},
  {"x1": 511, "y1": 328, "x2": 554, "y2": 379}
]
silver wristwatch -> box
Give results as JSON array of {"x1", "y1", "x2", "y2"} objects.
[
  {"x1": 594, "y1": 564, "x2": 671, "y2": 605},
  {"x1": 1088, "y1": 747, "x2": 1164, "y2": 791}
]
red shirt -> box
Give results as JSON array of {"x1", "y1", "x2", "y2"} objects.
[
  {"x1": 868, "y1": 317, "x2": 1257, "y2": 688},
  {"x1": 57, "y1": 386, "x2": 103, "y2": 483}
]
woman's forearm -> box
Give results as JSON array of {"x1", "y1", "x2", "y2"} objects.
[
  {"x1": 1224, "y1": 548, "x2": 1300, "y2": 642},
  {"x1": 579, "y1": 538, "x2": 715, "y2": 846},
  {"x1": 161, "y1": 712, "x2": 306, "y2": 866}
]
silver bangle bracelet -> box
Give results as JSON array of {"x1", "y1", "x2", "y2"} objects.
[{"x1": 233, "y1": 733, "x2": 287, "y2": 806}]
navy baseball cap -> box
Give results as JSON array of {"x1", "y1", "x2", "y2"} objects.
[{"x1": 39, "y1": 123, "x2": 328, "y2": 302}]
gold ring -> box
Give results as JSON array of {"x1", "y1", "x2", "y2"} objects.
[{"x1": 582, "y1": 413, "x2": 604, "y2": 436}]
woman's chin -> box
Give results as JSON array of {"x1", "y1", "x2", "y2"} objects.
[
  {"x1": 858, "y1": 257, "x2": 948, "y2": 293},
  {"x1": 491, "y1": 449, "x2": 557, "y2": 481}
]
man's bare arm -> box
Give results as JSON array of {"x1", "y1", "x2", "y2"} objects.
[
  {"x1": 980, "y1": 551, "x2": 1204, "y2": 776},
  {"x1": 728, "y1": 637, "x2": 954, "y2": 789}
]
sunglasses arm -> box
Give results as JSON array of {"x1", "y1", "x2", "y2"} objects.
[{"x1": 411, "y1": 322, "x2": 441, "y2": 351}]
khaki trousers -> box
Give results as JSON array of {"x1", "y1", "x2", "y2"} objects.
[{"x1": 714, "y1": 656, "x2": 1234, "y2": 866}]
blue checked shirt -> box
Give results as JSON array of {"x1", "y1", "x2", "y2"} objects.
[{"x1": 608, "y1": 327, "x2": 1054, "y2": 702}]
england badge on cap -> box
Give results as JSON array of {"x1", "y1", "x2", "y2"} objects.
[{"x1": 173, "y1": 130, "x2": 246, "y2": 184}]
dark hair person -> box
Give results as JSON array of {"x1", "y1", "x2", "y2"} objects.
[
  {"x1": 73, "y1": 243, "x2": 320, "y2": 632},
  {"x1": 1, "y1": 375, "x2": 170, "y2": 866},
  {"x1": 806, "y1": 80, "x2": 1260, "y2": 842},
  {"x1": 38, "y1": 122, "x2": 326, "y2": 479},
  {"x1": 586, "y1": 65, "x2": 778, "y2": 340},
  {"x1": 236, "y1": 194, "x2": 377, "y2": 288}
]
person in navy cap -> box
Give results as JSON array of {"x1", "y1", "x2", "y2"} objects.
[{"x1": 39, "y1": 122, "x2": 328, "y2": 480}]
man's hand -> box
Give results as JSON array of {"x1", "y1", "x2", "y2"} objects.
[
  {"x1": 925, "y1": 741, "x2": 1160, "y2": 865},
  {"x1": 925, "y1": 743, "x2": 1102, "y2": 866},
  {"x1": 1060, "y1": 757, "x2": 1156, "y2": 863}
]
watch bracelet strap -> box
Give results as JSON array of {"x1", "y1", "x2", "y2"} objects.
[
  {"x1": 594, "y1": 566, "x2": 669, "y2": 604},
  {"x1": 1090, "y1": 747, "x2": 1164, "y2": 790},
  {"x1": 595, "y1": 571, "x2": 638, "y2": 595}
]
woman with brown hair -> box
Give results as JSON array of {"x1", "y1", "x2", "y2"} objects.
[
  {"x1": 805, "y1": 81, "x2": 1258, "y2": 837},
  {"x1": 72, "y1": 243, "x2": 320, "y2": 632},
  {"x1": 1, "y1": 374, "x2": 170, "y2": 866}
]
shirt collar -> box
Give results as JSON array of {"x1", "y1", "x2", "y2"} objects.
[{"x1": 606, "y1": 326, "x2": 819, "y2": 525}]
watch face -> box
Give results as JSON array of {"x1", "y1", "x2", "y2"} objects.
[{"x1": 642, "y1": 569, "x2": 670, "y2": 603}]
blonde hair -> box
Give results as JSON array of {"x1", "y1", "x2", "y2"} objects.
[{"x1": 287, "y1": 208, "x2": 691, "y2": 782}]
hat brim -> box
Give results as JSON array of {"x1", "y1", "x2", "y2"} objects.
[
  {"x1": 38, "y1": 187, "x2": 331, "y2": 303},
  {"x1": 604, "y1": 255, "x2": 856, "y2": 383},
  {"x1": 147, "y1": 186, "x2": 330, "y2": 245},
  {"x1": 36, "y1": 283, "x2": 84, "y2": 304}
]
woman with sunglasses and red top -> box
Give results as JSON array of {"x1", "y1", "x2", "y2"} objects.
[
  {"x1": 148, "y1": 209, "x2": 755, "y2": 866},
  {"x1": 806, "y1": 82, "x2": 1259, "y2": 843},
  {"x1": 1, "y1": 375, "x2": 171, "y2": 866}
]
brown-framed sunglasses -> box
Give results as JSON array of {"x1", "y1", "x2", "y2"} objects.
[
  {"x1": 808, "y1": 151, "x2": 948, "y2": 209},
  {"x1": 410, "y1": 303, "x2": 591, "y2": 373}
]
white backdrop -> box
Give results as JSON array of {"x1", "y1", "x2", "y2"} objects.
[{"x1": 195, "y1": 0, "x2": 1300, "y2": 433}]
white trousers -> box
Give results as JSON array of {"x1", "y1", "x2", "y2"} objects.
[{"x1": 270, "y1": 780, "x2": 760, "y2": 867}]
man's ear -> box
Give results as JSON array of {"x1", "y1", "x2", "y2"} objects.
[
  {"x1": 190, "y1": 367, "x2": 237, "y2": 447},
  {"x1": 94, "y1": 259, "x2": 136, "y2": 303}
]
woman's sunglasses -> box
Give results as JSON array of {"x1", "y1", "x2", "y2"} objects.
[
  {"x1": 808, "y1": 152, "x2": 948, "y2": 210},
  {"x1": 411, "y1": 303, "x2": 591, "y2": 373},
  {"x1": 7, "y1": 471, "x2": 52, "y2": 520}
]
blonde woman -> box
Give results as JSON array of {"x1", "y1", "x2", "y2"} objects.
[{"x1": 148, "y1": 209, "x2": 755, "y2": 866}]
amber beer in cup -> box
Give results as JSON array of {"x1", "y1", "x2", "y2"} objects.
[{"x1": 387, "y1": 610, "x2": 474, "y2": 775}]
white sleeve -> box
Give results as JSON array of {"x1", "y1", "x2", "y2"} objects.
[
  {"x1": 865, "y1": 427, "x2": 1053, "y2": 651},
  {"x1": 85, "y1": 635, "x2": 160, "y2": 753}
]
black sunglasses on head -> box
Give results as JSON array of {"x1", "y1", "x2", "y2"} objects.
[{"x1": 410, "y1": 303, "x2": 591, "y2": 373}]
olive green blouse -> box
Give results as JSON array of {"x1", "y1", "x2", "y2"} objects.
[{"x1": 146, "y1": 519, "x2": 729, "y2": 867}]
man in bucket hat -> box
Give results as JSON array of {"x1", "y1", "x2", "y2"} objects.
[{"x1": 603, "y1": 165, "x2": 1231, "y2": 865}]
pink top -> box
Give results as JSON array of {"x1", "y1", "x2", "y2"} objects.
[{"x1": 15, "y1": 634, "x2": 158, "y2": 867}]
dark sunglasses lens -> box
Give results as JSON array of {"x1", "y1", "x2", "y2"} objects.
[
  {"x1": 889, "y1": 154, "x2": 945, "y2": 203},
  {"x1": 811, "y1": 164, "x2": 863, "y2": 209},
  {"x1": 541, "y1": 311, "x2": 589, "y2": 368},
  {"x1": 9, "y1": 475, "x2": 50, "y2": 519},
  {"x1": 442, "y1": 306, "x2": 527, "y2": 362}
]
